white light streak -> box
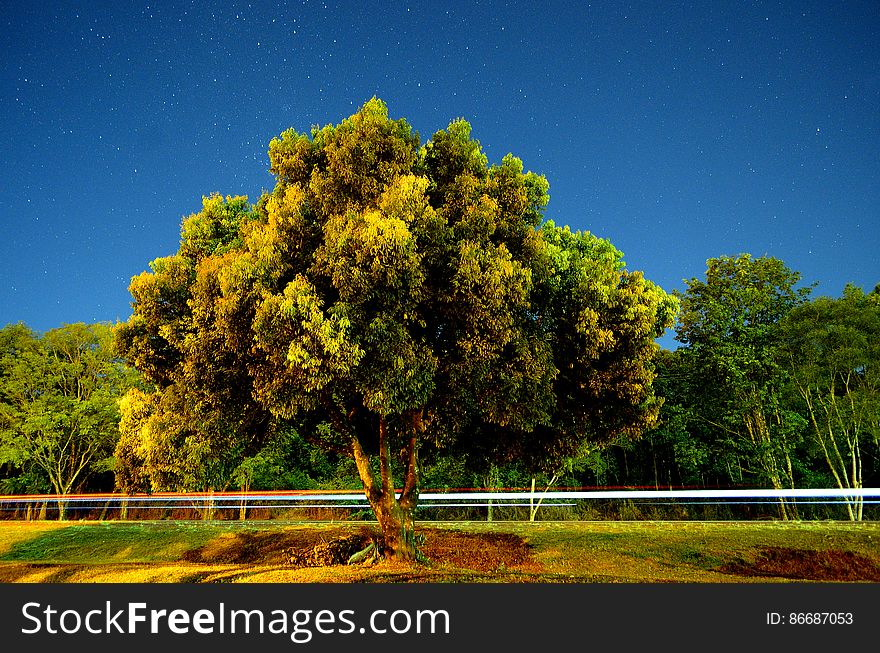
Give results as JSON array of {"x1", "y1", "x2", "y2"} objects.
[{"x1": 2, "y1": 488, "x2": 879, "y2": 504}]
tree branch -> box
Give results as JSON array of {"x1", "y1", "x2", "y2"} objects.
[
  {"x1": 378, "y1": 416, "x2": 393, "y2": 496},
  {"x1": 399, "y1": 409, "x2": 424, "y2": 509},
  {"x1": 350, "y1": 432, "x2": 376, "y2": 498},
  {"x1": 399, "y1": 433, "x2": 419, "y2": 509}
]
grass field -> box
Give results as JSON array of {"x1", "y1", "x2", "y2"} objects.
[{"x1": 0, "y1": 520, "x2": 878, "y2": 583}]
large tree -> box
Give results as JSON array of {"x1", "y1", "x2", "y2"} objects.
[{"x1": 116, "y1": 99, "x2": 675, "y2": 558}]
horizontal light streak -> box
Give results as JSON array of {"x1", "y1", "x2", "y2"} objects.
[
  {"x1": 0, "y1": 503, "x2": 578, "y2": 511},
  {"x1": 425, "y1": 488, "x2": 880, "y2": 500},
  {"x1": 1, "y1": 488, "x2": 878, "y2": 503}
]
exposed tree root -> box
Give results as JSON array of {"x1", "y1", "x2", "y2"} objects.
[{"x1": 284, "y1": 531, "x2": 428, "y2": 567}]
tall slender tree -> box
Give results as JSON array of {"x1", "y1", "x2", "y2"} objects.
[{"x1": 780, "y1": 285, "x2": 880, "y2": 520}]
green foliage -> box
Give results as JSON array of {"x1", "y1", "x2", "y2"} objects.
[
  {"x1": 639, "y1": 350, "x2": 718, "y2": 487},
  {"x1": 115, "y1": 194, "x2": 272, "y2": 493},
  {"x1": 115, "y1": 99, "x2": 676, "y2": 543},
  {"x1": 676, "y1": 254, "x2": 812, "y2": 381},
  {"x1": 670, "y1": 256, "x2": 812, "y2": 506},
  {"x1": 626, "y1": 273, "x2": 880, "y2": 511},
  {"x1": 232, "y1": 427, "x2": 338, "y2": 491},
  {"x1": 0, "y1": 323, "x2": 138, "y2": 498},
  {"x1": 778, "y1": 284, "x2": 880, "y2": 518}
]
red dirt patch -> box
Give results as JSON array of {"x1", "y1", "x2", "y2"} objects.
[
  {"x1": 719, "y1": 546, "x2": 880, "y2": 582},
  {"x1": 420, "y1": 528, "x2": 537, "y2": 572}
]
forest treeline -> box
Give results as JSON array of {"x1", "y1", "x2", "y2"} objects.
[{"x1": 2, "y1": 255, "x2": 877, "y2": 520}]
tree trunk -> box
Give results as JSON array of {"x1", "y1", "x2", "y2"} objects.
[
  {"x1": 203, "y1": 490, "x2": 216, "y2": 521},
  {"x1": 52, "y1": 482, "x2": 71, "y2": 521},
  {"x1": 529, "y1": 474, "x2": 559, "y2": 522},
  {"x1": 371, "y1": 490, "x2": 419, "y2": 561},
  {"x1": 485, "y1": 465, "x2": 498, "y2": 522},
  {"x1": 743, "y1": 404, "x2": 795, "y2": 520},
  {"x1": 348, "y1": 412, "x2": 424, "y2": 562},
  {"x1": 799, "y1": 382, "x2": 864, "y2": 522},
  {"x1": 239, "y1": 481, "x2": 249, "y2": 521},
  {"x1": 529, "y1": 477, "x2": 535, "y2": 521}
]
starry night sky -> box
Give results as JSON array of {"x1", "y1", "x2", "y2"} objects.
[{"x1": 2, "y1": 1, "x2": 878, "y2": 347}]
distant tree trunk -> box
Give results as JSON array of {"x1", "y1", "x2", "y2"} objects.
[
  {"x1": 239, "y1": 482, "x2": 250, "y2": 521},
  {"x1": 50, "y1": 480, "x2": 75, "y2": 521},
  {"x1": 742, "y1": 401, "x2": 797, "y2": 521},
  {"x1": 652, "y1": 446, "x2": 659, "y2": 491},
  {"x1": 529, "y1": 474, "x2": 559, "y2": 522},
  {"x1": 203, "y1": 490, "x2": 216, "y2": 521},
  {"x1": 56, "y1": 497, "x2": 68, "y2": 521},
  {"x1": 529, "y1": 477, "x2": 535, "y2": 521},
  {"x1": 485, "y1": 465, "x2": 499, "y2": 522}
]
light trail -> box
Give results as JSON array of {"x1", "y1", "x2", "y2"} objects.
[
  {"x1": 7, "y1": 501, "x2": 880, "y2": 512},
  {"x1": 419, "y1": 488, "x2": 880, "y2": 500},
  {"x1": 0, "y1": 503, "x2": 580, "y2": 511},
  {"x1": 1, "y1": 487, "x2": 878, "y2": 503},
  {"x1": 2, "y1": 489, "x2": 876, "y2": 518}
]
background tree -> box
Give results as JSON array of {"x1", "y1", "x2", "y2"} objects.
[
  {"x1": 674, "y1": 254, "x2": 812, "y2": 519},
  {"x1": 634, "y1": 349, "x2": 719, "y2": 490},
  {"x1": 779, "y1": 284, "x2": 880, "y2": 520},
  {"x1": 0, "y1": 322, "x2": 136, "y2": 518},
  {"x1": 116, "y1": 99, "x2": 676, "y2": 558},
  {"x1": 0, "y1": 324, "x2": 47, "y2": 495}
]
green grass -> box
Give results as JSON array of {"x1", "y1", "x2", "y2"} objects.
[
  {"x1": 0, "y1": 521, "x2": 247, "y2": 563},
  {"x1": 0, "y1": 521, "x2": 68, "y2": 556},
  {"x1": 0, "y1": 520, "x2": 878, "y2": 583}
]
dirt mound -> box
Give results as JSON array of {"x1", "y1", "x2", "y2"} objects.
[
  {"x1": 182, "y1": 528, "x2": 353, "y2": 564},
  {"x1": 281, "y1": 528, "x2": 536, "y2": 572},
  {"x1": 182, "y1": 527, "x2": 537, "y2": 572},
  {"x1": 719, "y1": 546, "x2": 880, "y2": 582}
]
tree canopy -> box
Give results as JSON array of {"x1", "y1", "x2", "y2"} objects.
[
  {"x1": 672, "y1": 254, "x2": 813, "y2": 518},
  {"x1": 115, "y1": 99, "x2": 676, "y2": 557}
]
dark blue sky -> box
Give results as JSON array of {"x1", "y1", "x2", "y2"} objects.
[{"x1": 2, "y1": 1, "x2": 878, "y2": 347}]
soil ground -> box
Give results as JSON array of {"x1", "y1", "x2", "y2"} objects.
[{"x1": 0, "y1": 520, "x2": 877, "y2": 583}]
